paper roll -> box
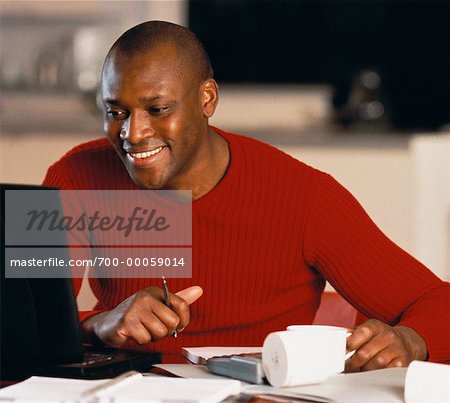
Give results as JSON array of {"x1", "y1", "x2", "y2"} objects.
[
  {"x1": 262, "y1": 330, "x2": 346, "y2": 388},
  {"x1": 404, "y1": 361, "x2": 450, "y2": 403}
]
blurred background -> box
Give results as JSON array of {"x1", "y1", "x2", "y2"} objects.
[{"x1": 1, "y1": 1, "x2": 449, "y2": 306}]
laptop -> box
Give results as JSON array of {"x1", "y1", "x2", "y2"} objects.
[{"x1": 0, "y1": 184, "x2": 161, "y2": 381}]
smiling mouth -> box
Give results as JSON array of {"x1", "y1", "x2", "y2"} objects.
[{"x1": 128, "y1": 146, "x2": 165, "y2": 159}]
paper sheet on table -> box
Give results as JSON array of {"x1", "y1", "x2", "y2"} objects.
[
  {"x1": 156, "y1": 364, "x2": 405, "y2": 403},
  {"x1": 154, "y1": 364, "x2": 231, "y2": 380},
  {"x1": 100, "y1": 377, "x2": 241, "y2": 403},
  {"x1": 0, "y1": 376, "x2": 106, "y2": 402},
  {"x1": 0, "y1": 374, "x2": 241, "y2": 403},
  {"x1": 244, "y1": 367, "x2": 407, "y2": 403},
  {"x1": 182, "y1": 346, "x2": 262, "y2": 364}
]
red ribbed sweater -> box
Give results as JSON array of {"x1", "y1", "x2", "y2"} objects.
[{"x1": 43, "y1": 127, "x2": 449, "y2": 363}]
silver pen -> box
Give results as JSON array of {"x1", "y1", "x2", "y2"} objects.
[{"x1": 162, "y1": 275, "x2": 178, "y2": 338}]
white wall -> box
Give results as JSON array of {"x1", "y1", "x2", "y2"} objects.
[{"x1": 410, "y1": 135, "x2": 450, "y2": 281}]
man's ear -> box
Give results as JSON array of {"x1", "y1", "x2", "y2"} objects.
[{"x1": 200, "y1": 78, "x2": 219, "y2": 118}]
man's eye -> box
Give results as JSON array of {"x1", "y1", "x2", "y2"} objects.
[
  {"x1": 106, "y1": 110, "x2": 128, "y2": 120},
  {"x1": 149, "y1": 106, "x2": 169, "y2": 114}
]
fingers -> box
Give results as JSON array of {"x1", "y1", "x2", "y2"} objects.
[
  {"x1": 118, "y1": 321, "x2": 152, "y2": 346},
  {"x1": 95, "y1": 293, "x2": 179, "y2": 346},
  {"x1": 132, "y1": 288, "x2": 181, "y2": 341},
  {"x1": 346, "y1": 320, "x2": 380, "y2": 353},
  {"x1": 134, "y1": 309, "x2": 175, "y2": 343},
  {"x1": 349, "y1": 341, "x2": 407, "y2": 371},
  {"x1": 345, "y1": 319, "x2": 412, "y2": 372},
  {"x1": 346, "y1": 319, "x2": 386, "y2": 372},
  {"x1": 176, "y1": 286, "x2": 204, "y2": 305},
  {"x1": 137, "y1": 286, "x2": 203, "y2": 339},
  {"x1": 89, "y1": 285, "x2": 203, "y2": 347},
  {"x1": 171, "y1": 286, "x2": 204, "y2": 332}
]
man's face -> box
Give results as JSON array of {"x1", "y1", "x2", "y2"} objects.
[{"x1": 101, "y1": 44, "x2": 212, "y2": 190}]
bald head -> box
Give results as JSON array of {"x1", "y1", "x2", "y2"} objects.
[{"x1": 105, "y1": 20, "x2": 213, "y2": 82}]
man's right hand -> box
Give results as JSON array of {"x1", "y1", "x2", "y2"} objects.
[{"x1": 82, "y1": 286, "x2": 203, "y2": 347}]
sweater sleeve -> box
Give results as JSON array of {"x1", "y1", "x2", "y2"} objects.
[
  {"x1": 42, "y1": 163, "x2": 108, "y2": 322},
  {"x1": 303, "y1": 171, "x2": 450, "y2": 363}
]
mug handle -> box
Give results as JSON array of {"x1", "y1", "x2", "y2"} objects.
[{"x1": 345, "y1": 331, "x2": 356, "y2": 360}]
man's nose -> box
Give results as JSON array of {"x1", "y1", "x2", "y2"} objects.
[{"x1": 121, "y1": 111, "x2": 155, "y2": 144}]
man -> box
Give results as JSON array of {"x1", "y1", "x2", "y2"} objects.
[{"x1": 44, "y1": 21, "x2": 449, "y2": 370}]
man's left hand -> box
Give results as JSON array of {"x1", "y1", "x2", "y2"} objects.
[{"x1": 345, "y1": 319, "x2": 428, "y2": 372}]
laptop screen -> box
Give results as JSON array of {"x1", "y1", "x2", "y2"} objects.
[
  {"x1": 1, "y1": 184, "x2": 84, "y2": 380},
  {"x1": 1, "y1": 184, "x2": 162, "y2": 380}
]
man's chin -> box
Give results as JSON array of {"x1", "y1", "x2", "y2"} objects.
[
  {"x1": 121, "y1": 157, "x2": 169, "y2": 190},
  {"x1": 129, "y1": 174, "x2": 167, "y2": 190}
]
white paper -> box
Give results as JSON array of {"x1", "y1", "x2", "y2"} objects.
[
  {"x1": 103, "y1": 377, "x2": 241, "y2": 403},
  {"x1": 182, "y1": 346, "x2": 262, "y2": 364},
  {"x1": 0, "y1": 376, "x2": 106, "y2": 402},
  {"x1": 0, "y1": 375, "x2": 241, "y2": 403},
  {"x1": 404, "y1": 361, "x2": 450, "y2": 403},
  {"x1": 244, "y1": 367, "x2": 407, "y2": 403},
  {"x1": 153, "y1": 364, "x2": 229, "y2": 380}
]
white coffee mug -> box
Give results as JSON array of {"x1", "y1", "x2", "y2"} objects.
[
  {"x1": 262, "y1": 325, "x2": 351, "y2": 387},
  {"x1": 287, "y1": 325, "x2": 353, "y2": 373}
]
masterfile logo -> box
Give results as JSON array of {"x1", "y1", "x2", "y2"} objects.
[{"x1": 25, "y1": 207, "x2": 170, "y2": 237}]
